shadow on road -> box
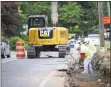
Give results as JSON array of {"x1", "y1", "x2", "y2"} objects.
[{"x1": 27, "y1": 57, "x2": 65, "y2": 59}]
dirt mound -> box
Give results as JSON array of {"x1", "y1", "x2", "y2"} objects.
[
  {"x1": 99, "y1": 51, "x2": 110, "y2": 58},
  {"x1": 65, "y1": 51, "x2": 110, "y2": 87}
]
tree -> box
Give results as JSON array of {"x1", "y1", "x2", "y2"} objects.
[
  {"x1": 58, "y1": 2, "x2": 83, "y2": 28},
  {"x1": 77, "y1": 2, "x2": 99, "y2": 36},
  {"x1": 19, "y1": 1, "x2": 83, "y2": 31},
  {"x1": 19, "y1": 2, "x2": 51, "y2": 26},
  {"x1": 1, "y1": 2, "x2": 20, "y2": 37},
  {"x1": 19, "y1": 1, "x2": 100, "y2": 36}
]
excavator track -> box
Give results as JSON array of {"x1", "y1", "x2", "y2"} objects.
[
  {"x1": 35, "y1": 47, "x2": 40, "y2": 58},
  {"x1": 58, "y1": 46, "x2": 66, "y2": 58},
  {"x1": 27, "y1": 46, "x2": 36, "y2": 58},
  {"x1": 27, "y1": 46, "x2": 41, "y2": 58}
]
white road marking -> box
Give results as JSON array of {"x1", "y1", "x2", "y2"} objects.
[
  {"x1": 2, "y1": 59, "x2": 18, "y2": 63},
  {"x1": 39, "y1": 70, "x2": 56, "y2": 87}
]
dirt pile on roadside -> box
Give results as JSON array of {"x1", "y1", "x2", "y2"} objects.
[
  {"x1": 93, "y1": 51, "x2": 110, "y2": 76},
  {"x1": 99, "y1": 51, "x2": 110, "y2": 57}
]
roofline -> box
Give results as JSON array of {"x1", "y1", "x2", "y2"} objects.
[{"x1": 28, "y1": 15, "x2": 47, "y2": 18}]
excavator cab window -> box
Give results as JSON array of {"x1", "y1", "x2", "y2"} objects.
[{"x1": 28, "y1": 17, "x2": 45, "y2": 29}]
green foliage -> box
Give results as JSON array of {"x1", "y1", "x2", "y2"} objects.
[
  {"x1": 2, "y1": 1, "x2": 109, "y2": 38},
  {"x1": 21, "y1": 35, "x2": 29, "y2": 50},
  {"x1": 18, "y1": 6, "x2": 27, "y2": 34},
  {"x1": 24, "y1": 41, "x2": 29, "y2": 50},
  {"x1": 19, "y1": 2, "x2": 51, "y2": 25},
  {"x1": 59, "y1": 2, "x2": 83, "y2": 28},
  {"x1": 1, "y1": 2, "x2": 20, "y2": 37},
  {"x1": 77, "y1": 2, "x2": 98, "y2": 36},
  {"x1": 19, "y1": 1, "x2": 100, "y2": 35},
  {"x1": 74, "y1": 25, "x2": 80, "y2": 33},
  {"x1": 9, "y1": 36, "x2": 29, "y2": 51},
  {"x1": 19, "y1": 1, "x2": 84, "y2": 30},
  {"x1": 59, "y1": 2, "x2": 83, "y2": 22},
  {"x1": 22, "y1": 35, "x2": 28, "y2": 41},
  {"x1": 9, "y1": 36, "x2": 23, "y2": 50}
]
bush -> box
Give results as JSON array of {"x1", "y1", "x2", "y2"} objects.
[
  {"x1": 9, "y1": 36, "x2": 29, "y2": 51},
  {"x1": 24, "y1": 41, "x2": 29, "y2": 50},
  {"x1": 22, "y1": 35, "x2": 28, "y2": 41},
  {"x1": 21, "y1": 35, "x2": 29, "y2": 50},
  {"x1": 9, "y1": 36, "x2": 23, "y2": 51}
]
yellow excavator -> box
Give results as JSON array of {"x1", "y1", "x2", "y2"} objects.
[
  {"x1": 27, "y1": 2, "x2": 69, "y2": 58},
  {"x1": 27, "y1": 15, "x2": 69, "y2": 58}
]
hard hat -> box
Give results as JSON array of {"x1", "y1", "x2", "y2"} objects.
[
  {"x1": 77, "y1": 39, "x2": 83, "y2": 45},
  {"x1": 83, "y1": 38, "x2": 90, "y2": 44}
]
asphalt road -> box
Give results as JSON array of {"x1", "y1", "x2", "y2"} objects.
[{"x1": 1, "y1": 51, "x2": 69, "y2": 87}]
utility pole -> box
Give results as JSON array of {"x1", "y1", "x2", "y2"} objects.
[
  {"x1": 98, "y1": 2, "x2": 105, "y2": 48},
  {"x1": 107, "y1": 2, "x2": 111, "y2": 30},
  {"x1": 106, "y1": 2, "x2": 111, "y2": 43},
  {"x1": 107, "y1": 2, "x2": 110, "y2": 16},
  {"x1": 51, "y1": 1, "x2": 58, "y2": 27},
  {"x1": 107, "y1": 2, "x2": 111, "y2": 29}
]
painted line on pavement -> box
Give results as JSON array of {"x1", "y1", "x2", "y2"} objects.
[
  {"x1": 39, "y1": 70, "x2": 56, "y2": 87},
  {"x1": 2, "y1": 59, "x2": 18, "y2": 63}
]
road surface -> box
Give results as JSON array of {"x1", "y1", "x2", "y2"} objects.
[{"x1": 1, "y1": 51, "x2": 69, "y2": 87}]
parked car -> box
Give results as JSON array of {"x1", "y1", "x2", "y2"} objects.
[
  {"x1": 88, "y1": 34, "x2": 100, "y2": 46},
  {"x1": 1, "y1": 37, "x2": 11, "y2": 58},
  {"x1": 69, "y1": 38, "x2": 75, "y2": 48}
]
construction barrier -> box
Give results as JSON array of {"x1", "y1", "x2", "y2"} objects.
[
  {"x1": 80, "y1": 53, "x2": 85, "y2": 59},
  {"x1": 16, "y1": 41, "x2": 25, "y2": 58}
]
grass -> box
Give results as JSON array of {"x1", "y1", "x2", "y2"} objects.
[{"x1": 11, "y1": 50, "x2": 16, "y2": 52}]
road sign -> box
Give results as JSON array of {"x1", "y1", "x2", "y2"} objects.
[{"x1": 104, "y1": 16, "x2": 111, "y2": 24}]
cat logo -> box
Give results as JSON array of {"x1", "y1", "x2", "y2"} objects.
[{"x1": 40, "y1": 30, "x2": 50, "y2": 37}]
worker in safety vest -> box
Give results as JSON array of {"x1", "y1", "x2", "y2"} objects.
[
  {"x1": 83, "y1": 38, "x2": 97, "y2": 70},
  {"x1": 78, "y1": 40, "x2": 93, "y2": 74},
  {"x1": 84, "y1": 38, "x2": 97, "y2": 54}
]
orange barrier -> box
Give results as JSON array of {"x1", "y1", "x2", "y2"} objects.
[
  {"x1": 16, "y1": 41, "x2": 25, "y2": 58},
  {"x1": 80, "y1": 53, "x2": 85, "y2": 59}
]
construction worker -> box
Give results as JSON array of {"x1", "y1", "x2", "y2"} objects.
[
  {"x1": 83, "y1": 38, "x2": 97, "y2": 68},
  {"x1": 78, "y1": 40, "x2": 93, "y2": 74}
]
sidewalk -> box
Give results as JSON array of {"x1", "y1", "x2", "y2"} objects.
[{"x1": 45, "y1": 71, "x2": 67, "y2": 87}]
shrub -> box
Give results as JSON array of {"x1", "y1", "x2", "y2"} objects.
[
  {"x1": 9, "y1": 36, "x2": 29, "y2": 51},
  {"x1": 9, "y1": 36, "x2": 23, "y2": 51},
  {"x1": 24, "y1": 41, "x2": 29, "y2": 50},
  {"x1": 22, "y1": 35, "x2": 28, "y2": 41}
]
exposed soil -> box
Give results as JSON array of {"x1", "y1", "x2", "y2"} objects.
[
  {"x1": 65, "y1": 50, "x2": 111, "y2": 87},
  {"x1": 99, "y1": 51, "x2": 110, "y2": 58}
]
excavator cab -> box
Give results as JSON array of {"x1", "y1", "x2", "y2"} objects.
[{"x1": 28, "y1": 15, "x2": 48, "y2": 29}]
